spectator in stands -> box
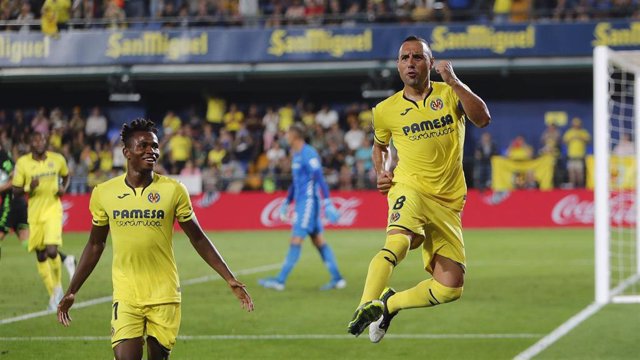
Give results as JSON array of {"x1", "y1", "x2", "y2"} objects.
[
  {"x1": 16, "y1": 2, "x2": 34, "y2": 33},
  {"x1": 493, "y1": 0, "x2": 511, "y2": 23},
  {"x1": 315, "y1": 104, "x2": 339, "y2": 130},
  {"x1": 224, "y1": 103, "x2": 245, "y2": 137},
  {"x1": 506, "y1": 135, "x2": 536, "y2": 189},
  {"x1": 180, "y1": 159, "x2": 201, "y2": 176},
  {"x1": 358, "y1": 102, "x2": 373, "y2": 131},
  {"x1": 208, "y1": 140, "x2": 227, "y2": 169},
  {"x1": 104, "y1": 0, "x2": 126, "y2": 29},
  {"x1": 85, "y1": 107, "x2": 108, "y2": 143},
  {"x1": 166, "y1": 125, "x2": 193, "y2": 174},
  {"x1": 206, "y1": 96, "x2": 226, "y2": 134},
  {"x1": 613, "y1": 133, "x2": 635, "y2": 156},
  {"x1": 354, "y1": 136, "x2": 374, "y2": 189},
  {"x1": 162, "y1": 110, "x2": 182, "y2": 136},
  {"x1": 285, "y1": 0, "x2": 306, "y2": 24},
  {"x1": 278, "y1": 103, "x2": 295, "y2": 134},
  {"x1": 262, "y1": 106, "x2": 280, "y2": 151},
  {"x1": 31, "y1": 108, "x2": 50, "y2": 135},
  {"x1": 473, "y1": 132, "x2": 497, "y2": 192},
  {"x1": 344, "y1": 117, "x2": 365, "y2": 151},
  {"x1": 539, "y1": 122, "x2": 563, "y2": 187},
  {"x1": 266, "y1": 140, "x2": 286, "y2": 176},
  {"x1": 563, "y1": 117, "x2": 590, "y2": 188},
  {"x1": 42, "y1": 0, "x2": 71, "y2": 30},
  {"x1": 68, "y1": 107, "x2": 85, "y2": 134}
]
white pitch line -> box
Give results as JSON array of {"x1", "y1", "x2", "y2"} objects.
[
  {"x1": 513, "y1": 302, "x2": 604, "y2": 360},
  {"x1": 0, "y1": 263, "x2": 281, "y2": 326},
  {"x1": 0, "y1": 333, "x2": 542, "y2": 342}
]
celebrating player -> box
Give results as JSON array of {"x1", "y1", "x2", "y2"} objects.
[
  {"x1": 57, "y1": 119, "x2": 253, "y2": 360},
  {"x1": 259, "y1": 123, "x2": 346, "y2": 291},
  {"x1": 347, "y1": 36, "x2": 491, "y2": 342},
  {"x1": 12, "y1": 132, "x2": 74, "y2": 311}
]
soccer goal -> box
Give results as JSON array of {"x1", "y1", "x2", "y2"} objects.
[{"x1": 594, "y1": 46, "x2": 640, "y2": 304}]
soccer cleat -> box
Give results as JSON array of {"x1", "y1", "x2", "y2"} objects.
[
  {"x1": 48, "y1": 286, "x2": 64, "y2": 311},
  {"x1": 320, "y1": 278, "x2": 347, "y2": 291},
  {"x1": 347, "y1": 300, "x2": 384, "y2": 337},
  {"x1": 63, "y1": 255, "x2": 77, "y2": 280},
  {"x1": 369, "y1": 287, "x2": 398, "y2": 343},
  {"x1": 258, "y1": 277, "x2": 285, "y2": 291}
]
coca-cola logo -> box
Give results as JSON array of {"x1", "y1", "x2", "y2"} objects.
[
  {"x1": 62, "y1": 200, "x2": 72, "y2": 226},
  {"x1": 551, "y1": 193, "x2": 635, "y2": 225},
  {"x1": 261, "y1": 197, "x2": 361, "y2": 227}
]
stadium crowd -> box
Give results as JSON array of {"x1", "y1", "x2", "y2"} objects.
[
  {"x1": 0, "y1": 100, "x2": 596, "y2": 195},
  {"x1": 0, "y1": 0, "x2": 638, "y2": 35}
]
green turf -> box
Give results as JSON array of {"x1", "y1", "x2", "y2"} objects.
[{"x1": 1, "y1": 228, "x2": 638, "y2": 359}]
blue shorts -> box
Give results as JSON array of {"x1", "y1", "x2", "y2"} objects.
[{"x1": 291, "y1": 199, "x2": 323, "y2": 238}]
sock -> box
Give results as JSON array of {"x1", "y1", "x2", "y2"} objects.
[
  {"x1": 387, "y1": 278, "x2": 463, "y2": 314},
  {"x1": 359, "y1": 234, "x2": 410, "y2": 306},
  {"x1": 276, "y1": 244, "x2": 301, "y2": 284},
  {"x1": 36, "y1": 260, "x2": 54, "y2": 296},
  {"x1": 48, "y1": 254, "x2": 62, "y2": 287},
  {"x1": 318, "y1": 244, "x2": 342, "y2": 281}
]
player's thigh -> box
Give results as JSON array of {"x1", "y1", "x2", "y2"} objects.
[
  {"x1": 291, "y1": 205, "x2": 319, "y2": 239},
  {"x1": 386, "y1": 183, "x2": 427, "y2": 237},
  {"x1": 421, "y1": 198, "x2": 465, "y2": 274},
  {"x1": 27, "y1": 223, "x2": 45, "y2": 252},
  {"x1": 111, "y1": 300, "x2": 145, "y2": 349},
  {"x1": 145, "y1": 303, "x2": 181, "y2": 351},
  {"x1": 42, "y1": 217, "x2": 63, "y2": 246}
]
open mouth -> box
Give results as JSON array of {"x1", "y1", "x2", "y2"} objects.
[{"x1": 143, "y1": 157, "x2": 157, "y2": 164}]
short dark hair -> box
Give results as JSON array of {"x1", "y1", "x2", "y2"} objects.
[
  {"x1": 121, "y1": 118, "x2": 158, "y2": 147},
  {"x1": 402, "y1": 35, "x2": 432, "y2": 55}
]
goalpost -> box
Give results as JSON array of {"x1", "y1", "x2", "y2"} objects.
[{"x1": 594, "y1": 46, "x2": 640, "y2": 304}]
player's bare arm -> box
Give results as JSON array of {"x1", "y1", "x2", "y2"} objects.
[
  {"x1": 372, "y1": 142, "x2": 393, "y2": 194},
  {"x1": 57, "y1": 174, "x2": 70, "y2": 197},
  {"x1": 435, "y1": 60, "x2": 491, "y2": 128},
  {"x1": 57, "y1": 224, "x2": 109, "y2": 326},
  {"x1": 180, "y1": 217, "x2": 254, "y2": 312}
]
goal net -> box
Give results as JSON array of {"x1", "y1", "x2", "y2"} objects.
[{"x1": 594, "y1": 46, "x2": 640, "y2": 304}]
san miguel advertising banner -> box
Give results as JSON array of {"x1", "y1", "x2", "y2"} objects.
[
  {"x1": 1, "y1": 21, "x2": 639, "y2": 67},
  {"x1": 60, "y1": 189, "x2": 622, "y2": 232}
]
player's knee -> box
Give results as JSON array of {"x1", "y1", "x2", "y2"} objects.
[{"x1": 430, "y1": 279, "x2": 463, "y2": 304}]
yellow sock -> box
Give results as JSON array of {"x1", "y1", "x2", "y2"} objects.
[
  {"x1": 36, "y1": 260, "x2": 54, "y2": 296},
  {"x1": 48, "y1": 254, "x2": 62, "y2": 287},
  {"x1": 359, "y1": 234, "x2": 410, "y2": 305},
  {"x1": 387, "y1": 278, "x2": 463, "y2": 313}
]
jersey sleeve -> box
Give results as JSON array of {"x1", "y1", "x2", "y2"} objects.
[
  {"x1": 175, "y1": 182, "x2": 194, "y2": 223},
  {"x1": 12, "y1": 158, "x2": 25, "y2": 188},
  {"x1": 89, "y1": 186, "x2": 109, "y2": 226},
  {"x1": 372, "y1": 106, "x2": 391, "y2": 145}
]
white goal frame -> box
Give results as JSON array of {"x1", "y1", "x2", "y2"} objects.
[{"x1": 594, "y1": 46, "x2": 640, "y2": 304}]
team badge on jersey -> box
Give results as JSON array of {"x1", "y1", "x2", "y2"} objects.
[
  {"x1": 389, "y1": 212, "x2": 401, "y2": 223},
  {"x1": 147, "y1": 192, "x2": 161, "y2": 203},
  {"x1": 430, "y1": 98, "x2": 444, "y2": 111}
]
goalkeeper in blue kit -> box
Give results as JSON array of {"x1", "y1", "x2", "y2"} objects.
[{"x1": 259, "y1": 123, "x2": 346, "y2": 291}]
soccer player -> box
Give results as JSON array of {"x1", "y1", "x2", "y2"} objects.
[
  {"x1": 0, "y1": 143, "x2": 76, "y2": 277},
  {"x1": 258, "y1": 123, "x2": 346, "y2": 291},
  {"x1": 57, "y1": 119, "x2": 253, "y2": 360},
  {"x1": 347, "y1": 36, "x2": 491, "y2": 342},
  {"x1": 13, "y1": 133, "x2": 73, "y2": 311}
]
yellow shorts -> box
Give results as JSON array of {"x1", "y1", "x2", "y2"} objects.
[
  {"x1": 111, "y1": 300, "x2": 181, "y2": 351},
  {"x1": 27, "y1": 217, "x2": 63, "y2": 252},
  {"x1": 386, "y1": 183, "x2": 465, "y2": 273}
]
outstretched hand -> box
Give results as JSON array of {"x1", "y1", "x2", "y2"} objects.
[
  {"x1": 228, "y1": 279, "x2": 254, "y2": 312},
  {"x1": 57, "y1": 293, "x2": 76, "y2": 327},
  {"x1": 377, "y1": 171, "x2": 394, "y2": 194},
  {"x1": 323, "y1": 199, "x2": 340, "y2": 224}
]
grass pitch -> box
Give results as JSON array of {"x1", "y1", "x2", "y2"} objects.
[{"x1": 1, "y1": 228, "x2": 639, "y2": 359}]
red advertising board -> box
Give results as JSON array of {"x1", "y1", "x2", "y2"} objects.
[{"x1": 61, "y1": 189, "x2": 608, "y2": 232}]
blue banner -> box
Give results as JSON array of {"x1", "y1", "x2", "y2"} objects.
[{"x1": 0, "y1": 21, "x2": 638, "y2": 67}]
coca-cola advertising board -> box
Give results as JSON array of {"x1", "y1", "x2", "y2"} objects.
[{"x1": 60, "y1": 189, "x2": 620, "y2": 232}]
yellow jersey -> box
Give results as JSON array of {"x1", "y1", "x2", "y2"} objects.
[
  {"x1": 563, "y1": 128, "x2": 591, "y2": 159},
  {"x1": 89, "y1": 173, "x2": 194, "y2": 305},
  {"x1": 13, "y1": 151, "x2": 69, "y2": 222},
  {"x1": 373, "y1": 82, "x2": 467, "y2": 210}
]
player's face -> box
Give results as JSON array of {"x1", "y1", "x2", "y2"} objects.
[
  {"x1": 31, "y1": 133, "x2": 47, "y2": 156},
  {"x1": 125, "y1": 131, "x2": 160, "y2": 172},
  {"x1": 397, "y1": 41, "x2": 433, "y2": 88}
]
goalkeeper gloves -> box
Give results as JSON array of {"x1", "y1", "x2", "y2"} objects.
[
  {"x1": 279, "y1": 200, "x2": 289, "y2": 222},
  {"x1": 323, "y1": 199, "x2": 340, "y2": 224}
]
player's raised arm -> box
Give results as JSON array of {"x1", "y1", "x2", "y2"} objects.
[
  {"x1": 57, "y1": 224, "x2": 109, "y2": 326},
  {"x1": 179, "y1": 217, "x2": 254, "y2": 312},
  {"x1": 435, "y1": 60, "x2": 491, "y2": 128}
]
